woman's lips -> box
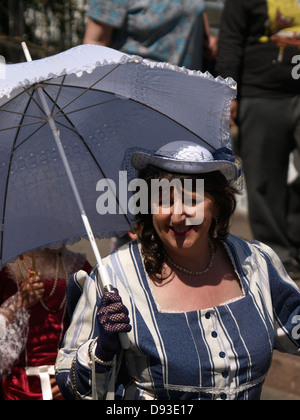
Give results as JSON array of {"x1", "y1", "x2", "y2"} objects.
[{"x1": 169, "y1": 226, "x2": 193, "y2": 237}]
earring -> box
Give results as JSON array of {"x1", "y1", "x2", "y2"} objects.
[{"x1": 213, "y1": 220, "x2": 219, "y2": 239}]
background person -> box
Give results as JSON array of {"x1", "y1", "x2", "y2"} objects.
[
  {"x1": 216, "y1": 0, "x2": 300, "y2": 279},
  {"x1": 84, "y1": 0, "x2": 206, "y2": 71},
  {"x1": 0, "y1": 247, "x2": 91, "y2": 400},
  {"x1": 0, "y1": 270, "x2": 44, "y2": 383}
]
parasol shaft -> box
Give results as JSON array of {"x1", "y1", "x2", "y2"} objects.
[
  {"x1": 21, "y1": 42, "x2": 130, "y2": 350},
  {"x1": 31, "y1": 252, "x2": 37, "y2": 276}
]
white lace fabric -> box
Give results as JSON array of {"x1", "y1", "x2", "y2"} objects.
[{"x1": 0, "y1": 293, "x2": 29, "y2": 378}]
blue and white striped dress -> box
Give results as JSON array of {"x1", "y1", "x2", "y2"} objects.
[{"x1": 55, "y1": 234, "x2": 300, "y2": 400}]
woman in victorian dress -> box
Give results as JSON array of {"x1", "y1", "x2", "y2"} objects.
[
  {"x1": 56, "y1": 141, "x2": 300, "y2": 400},
  {"x1": 0, "y1": 247, "x2": 91, "y2": 400}
]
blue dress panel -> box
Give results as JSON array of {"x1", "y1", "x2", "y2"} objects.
[{"x1": 55, "y1": 235, "x2": 300, "y2": 400}]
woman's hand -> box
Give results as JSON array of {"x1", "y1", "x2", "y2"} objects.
[
  {"x1": 20, "y1": 269, "x2": 45, "y2": 309},
  {"x1": 50, "y1": 378, "x2": 64, "y2": 400},
  {"x1": 271, "y1": 34, "x2": 300, "y2": 50},
  {"x1": 96, "y1": 289, "x2": 131, "y2": 362}
]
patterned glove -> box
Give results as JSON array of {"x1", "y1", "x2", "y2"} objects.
[{"x1": 96, "y1": 289, "x2": 131, "y2": 362}]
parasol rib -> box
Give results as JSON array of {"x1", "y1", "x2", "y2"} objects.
[
  {"x1": 13, "y1": 121, "x2": 48, "y2": 151},
  {"x1": 41, "y1": 82, "x2": 216, "y2": 151},
  {"x1": 51, "y1": 63, "x2": 122, "y2": 119},
  {"x1": 0, "y1": 86, "x2": 35, "y2": 267},
  {"x1": 50, "y1": 75, "x2": 66, "y2": 115},
  {"x1": 54, "y1": 121, "x2": 133, "y2": 228},
  {"x1": 0, "y1": 108, "x2": 44, "y2": 120}
]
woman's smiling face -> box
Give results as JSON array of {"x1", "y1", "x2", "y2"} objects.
[{"x1": 152, "y1": 184, "x2": 218, "y2": 257}]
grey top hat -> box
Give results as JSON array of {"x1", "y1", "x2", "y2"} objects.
[{"x1": 130, "y1": 141, "x2": 241, "y2": 182}]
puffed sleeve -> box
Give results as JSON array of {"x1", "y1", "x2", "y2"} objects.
[
  {"x1": 256, "y1": 242, "x2": 300, "y2": 355},
  {"x1": 88, "y1": 0, "x2": 128, "y2": 29},
  {"x1": 0, "y1": 293, "x2": 30, "y2": 377}
]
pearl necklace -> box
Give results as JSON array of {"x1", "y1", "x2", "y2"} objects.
[{"x1": 164, "y1": 239, "x2": 216, "y2": 276}]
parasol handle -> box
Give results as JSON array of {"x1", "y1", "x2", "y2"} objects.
[
  {"x1": 76, "y1": 271, "x2": 130, "y2": 351},
  {"x1": 21, "y1": 42, "x2": 130, "y2": 351}
]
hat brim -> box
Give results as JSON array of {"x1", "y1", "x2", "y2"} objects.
[{"x1": 131, "y1": 151, "x2": 238, "y2": 181}]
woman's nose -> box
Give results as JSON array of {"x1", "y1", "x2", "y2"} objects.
[{"x1": 170, "y1": 210, "x2": 187, "y2": 224}]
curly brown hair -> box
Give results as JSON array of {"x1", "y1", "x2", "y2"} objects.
[{"x1": 135, "y1": 167, "x2": 238, "y2": 277}]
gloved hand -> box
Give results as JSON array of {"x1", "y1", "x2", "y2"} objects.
[{"x1": 96, "y1": 289, "x2": 131, "y2": 362}]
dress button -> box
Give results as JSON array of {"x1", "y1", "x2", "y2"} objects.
[
  {"x1": 219, "y1": 352, "x2": 226, "y2": 359},
  {"x1": 220, "y1": 393, "x2": 227, "y2": 400},
  {"x1": 205, "y1": 312, "x2": 211, "y2": 319},
  {"x1": 222, "y1": 371, "x2": 229, "y2": 378},
  {"x1": 212, "y1": 331, "x2": 218, "y2": 338}
]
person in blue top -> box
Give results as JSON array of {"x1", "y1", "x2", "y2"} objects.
[
  {"x1": 83, "y1": 0, "x2": 206, "y2": 70},
  {"x1": 55, "y1": 142, "x2": 300, "y2": 401}
]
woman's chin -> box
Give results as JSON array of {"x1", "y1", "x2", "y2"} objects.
[{"x1": 165, "y1": 230, "x2": 198, "y2": 250}]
